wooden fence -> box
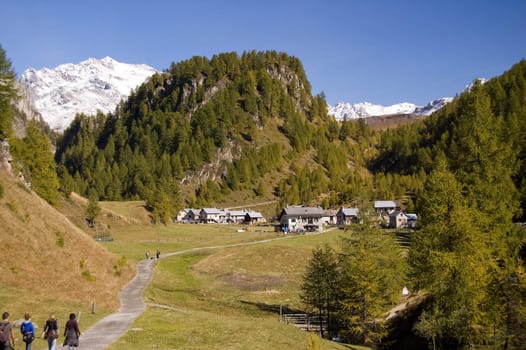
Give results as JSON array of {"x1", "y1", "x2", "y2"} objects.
[{"x1": 280, "y1": 313, "x2": 327, "y2": 333}]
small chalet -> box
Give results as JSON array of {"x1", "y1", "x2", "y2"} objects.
[
  {"x1": 406, "y1": 213, "x2": 418, "y2": 228},
  {"x1": 389, "y1": 211, "x2": 408, "y2": 228},
  {"x1": 244, "y1": 211, "x2": 265, "y2": 224},
  {"x1": 336, "y1": 207, "x2": 360, "y2": 225},
  {"x1": 228, "y1": 210, "x2": 247, "y2": 224},
  {"x1": 279, "y1": 205, "x2": 326, "y2": 233},
  {"x1": 374, "y1": 200, "x2": 397, "y2": 213},
  {"x1": 177, "y1": 208, "x2": 200, "y2": 223},
  {"x1": 200, "y1": 208, "x2": 221, "y2": 223},
  {"x1": 323, "y1": 209, "x2": 337, "y2": 225}
]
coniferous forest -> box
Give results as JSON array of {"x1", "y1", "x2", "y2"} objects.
[{"x1": 1, "y1": 45, "x2": 526, "y2": 348}]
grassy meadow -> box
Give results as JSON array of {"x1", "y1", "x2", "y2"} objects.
[{"x1": 94, "y1": 201, "x2": 365, "y2": 349}]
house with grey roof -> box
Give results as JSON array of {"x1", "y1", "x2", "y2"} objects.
[
  {"x1": 336, "y1": 207, "x2": 360, "y2": 225},
  {"x1": 374, "y1": 200, "x2": 397, "y2": 213},
  {"x1": 244, "y1": 211, "x2": 265, "y2": 224},
  {"x1": 278, "y1": 205, "x2": 326, "y2": 233},
  {"x1": 199, "y1": 208, "x2": 221, "y2": 223},
  {"x1": 176, "y1": 208, "x2": 200, "y2": 223}
]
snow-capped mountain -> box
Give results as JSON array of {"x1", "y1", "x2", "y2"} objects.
[
  {"x1": 20, "y1": 57, "x2": 158, "y2": 132},
  {"x1": 328, "y1": 97, "x2": 453, "y2": 121}
]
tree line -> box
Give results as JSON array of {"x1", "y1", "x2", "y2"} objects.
[{"x1": 301, "y1": 61, "x2": 526, "y2": 349}]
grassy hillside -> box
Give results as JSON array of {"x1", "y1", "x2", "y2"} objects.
[{"x1": 0, "y1": 168, "x2": 134, "y2": 314}]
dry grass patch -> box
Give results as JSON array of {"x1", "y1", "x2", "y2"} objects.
[{"x1": 0, "y1": 169, "x2": 134, "y2": 311}]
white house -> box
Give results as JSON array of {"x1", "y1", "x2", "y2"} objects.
[
  {"x1": 176, "y1": 208, "x2": 200, "y2": 223},
  {"x1": 244, "y1": 211, "x2": 265, "y2": 224},
  {"x1": 228, "y1": 210, "x2": 247, "y2": 224},
  {"x1": 200, "y1": 208, "x2": 221, "y2": 223},
  {"x1": 278, "y1": 205, "x2": 326, "y2": 233}
]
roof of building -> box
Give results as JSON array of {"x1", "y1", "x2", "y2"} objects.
[
  {"x1": 201, "y1": 207, "x2": 220, "y2": 214},
  {"x1": 374, "y1": 200, "x2": 397, "y2": 208},
  {"x1": 281, "y1": 205, "x2": 326, "y2": 217},
  {"x1": 341, "y1": 208, "x2": 359, "y2": 216},
  {"x1": 245, "y1": 211, "x2": 264, "y2": 218}
]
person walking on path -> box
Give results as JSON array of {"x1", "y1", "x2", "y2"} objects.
[
  {"x1": 63, "y1": 313, "x2": 81, "y2": 350},
  {"x1": 42, "y1": 314, "x2": 59, "y2": 350},
  {"x1": 20, "y1": 313, "x2": 35, "y2": 350},
  {"x1": 0, "y1": 312, "x2": 16, "y2": 350}
]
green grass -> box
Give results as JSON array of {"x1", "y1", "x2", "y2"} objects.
[
  {"x1": 68, "y1": 199, "x2": 368, "y2": 349},
  {"x1": 102, "y1": 223, "x2": 279, "y2": 263},
  {"x1": 106, "y1": 233, "x2": 361, "y2": 349}
]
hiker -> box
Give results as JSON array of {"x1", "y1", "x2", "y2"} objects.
[
  {"x1": 0, "y1": 312, "x2": 16, "y2": 350},
  {"x1": 42, "y1": 314, "x2": 59, "y2": 350},
  {"x1": 145, "y1": 251, "x2": 149, "y2": 259},
  {"x1": 20, "y1": 313, "x2": 35, "y2": 350},
  {"x1": 156, "y1": 249, "x2": 160, "y2": 259},
  {"x1": 63, "y1": 313, "x2": 81, "y2": 350}
]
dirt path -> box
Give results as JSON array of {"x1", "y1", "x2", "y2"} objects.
[{"x1": 74, "y1": 236, "x2": 288, "y2": 349}]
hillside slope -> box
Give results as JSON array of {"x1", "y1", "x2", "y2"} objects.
[{"x1": 0, "y1": 168, "x2": 134, "y2": 310}]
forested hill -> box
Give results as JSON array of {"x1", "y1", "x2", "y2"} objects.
[
  {"x1": 54, "y1": 51, "x2": 378, "y2": 221},
  {"x1": 371, "y1": 59, "x2": 526, "y2": 220},
  {"x1": 54, "y1": 51, "x2": 526, "y2": 222}
]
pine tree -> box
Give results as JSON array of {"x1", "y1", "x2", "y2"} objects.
[
  {"x1": 339, "y1": 215, "x2": 405, "y2": 346},
  {"x1": 300, "y1": 244, "x2": 340, "y2": 339},
  {"x1": 409, "y1": 159, "x2": 490, "y2": 348},
  {"x1": 0, "y1": 45, "x2": 17, "y2": 137},
  {"x1": 11, "y1": 121, "x2": 60, "y2": 204}
]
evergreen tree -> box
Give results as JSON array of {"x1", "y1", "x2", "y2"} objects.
[
  {"x1": 339, "y1": 214, "x2": 406, "y2": 346},
  {"x1": 300, "y1": 244, "x2": 340, "y2": 338},
  {"x1": 0, "y1": 45, "x2": 17, "y2": 138},
  {"x1": 86, "y1": 189, "x2": 101, "y2": 227},
  {"x1": 409, "y1": 159, "x2": 490, "y2": 348},
  {"x1": 11, "y1": 121, "x2": 59, "y2": 204}
]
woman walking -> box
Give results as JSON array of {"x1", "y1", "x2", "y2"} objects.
[
  {"x1": 20, "y1": 313, "x2": 35, "y2": 350},
  {"x1": 63, "y1": 313, "x2": 81, "y2": 350},
  {"x1": 42, "y1": 314, "x2": 58, "y2": 350}
]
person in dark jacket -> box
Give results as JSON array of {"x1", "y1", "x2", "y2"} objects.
[
  {"x1": 63, "y1": 313, "x2": 81, "y2": 350},
  {"x1": 42, "y1": 314, "x2": 58, "y2": 350}
]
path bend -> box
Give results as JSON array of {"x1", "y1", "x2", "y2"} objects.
[{"x1": 75, "y1": 236, "x2": 288, "y2": 349}]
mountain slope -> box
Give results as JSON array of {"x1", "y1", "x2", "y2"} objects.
[
  {"x1": 20, "y1": 57, "x2": 158, "y2": 132},
  {"x1": 55, "y1": 51, "x2": 322, "y2": 210},
  {"x1": 0, "y1": 167, "x2": 134, "y2": 310}
]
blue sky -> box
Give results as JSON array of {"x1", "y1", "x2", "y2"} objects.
[{"x1": 1, "y1": 0, "x2": 524, "y2": 106}]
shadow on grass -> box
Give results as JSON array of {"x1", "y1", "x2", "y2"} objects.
[{"x1": 239, "y1": 300, "x2": 304, "y2": 315}]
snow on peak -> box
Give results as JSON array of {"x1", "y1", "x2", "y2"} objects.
[
  {"x1": 20, "y1": 57, "x2": 158, "y2": 132},
  {"x1": 328, "y1": 98, "x2": 453, "y2": 121}
]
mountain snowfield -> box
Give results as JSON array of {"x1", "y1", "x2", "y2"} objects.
[
  {"x1": 20, "y1": 57, "x2": 158, "y2": 132},
  {"x1": 327, "y1": 97, "x2": 453, "y2": 121}
]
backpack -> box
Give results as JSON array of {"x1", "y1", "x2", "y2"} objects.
[{"x1": 0, "y1": 322, "x2": 10, "y2": 344}]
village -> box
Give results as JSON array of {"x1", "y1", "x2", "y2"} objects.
[{"x1": 175, "y1": 200, "x2": 418, "y2": 233}]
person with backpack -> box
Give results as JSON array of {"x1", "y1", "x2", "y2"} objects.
[
  {"x1": 20, "y1": 313, "x2": 35, "y2": 350},
  {"x1": 0, "y1": 312, "x2": 16, "y2": 350},
  {"x1": 62, "y1": 313, "x2": 81, "y2": 350},
  {"x1": 42, "y1": 314, "x2": 59, "y2": 350}
]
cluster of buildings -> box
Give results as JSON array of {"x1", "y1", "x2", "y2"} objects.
[
  {"x1": 175, "y1": 208, "x2": 266, "y2": 225},
  {"x1": 279, "y1": 201, "x2": 417, "y2": 233},
  {"x1": 175, "y1": 201, "x2": 417, "y2": 233}
]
